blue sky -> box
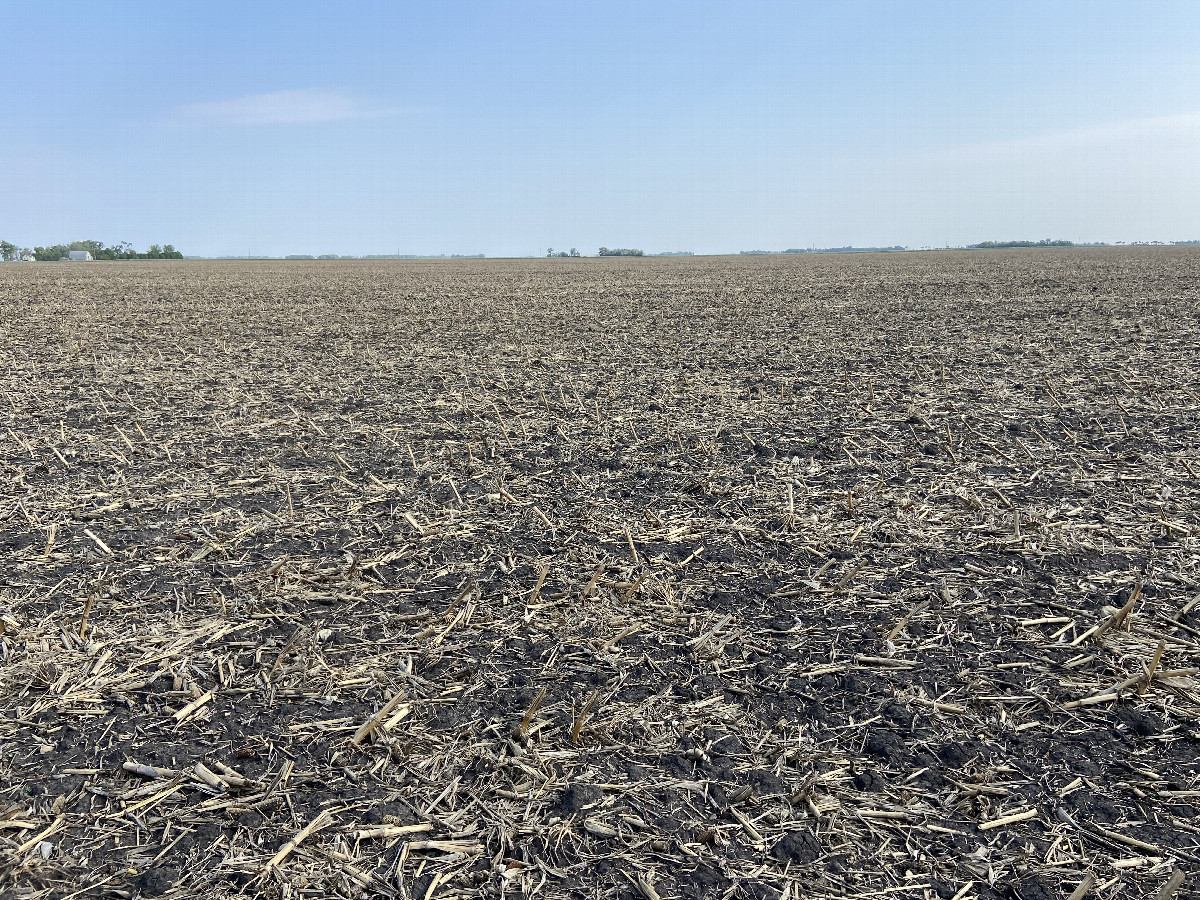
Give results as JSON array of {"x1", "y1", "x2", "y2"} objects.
[{"x1": 2, "y1": 1, "x2": 1199, "y2": 256}]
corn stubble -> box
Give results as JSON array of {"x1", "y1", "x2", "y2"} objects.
[{"x1": 2, "y1": 250, "x2": 1199, "y2": 898}]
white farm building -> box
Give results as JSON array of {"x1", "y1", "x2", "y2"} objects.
[{"x1": 66, "y1": 250, "x2": 93, "y2": 261}]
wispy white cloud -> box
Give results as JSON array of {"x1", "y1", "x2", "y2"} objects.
[
  {"x1": 171, "y1": 89, "x2": 390, "y2": 127},
  {"x1": 952, "y1": 111, "x2": 1200, "y2": 163},
  {"x1": 853, "y1": 110, "x2": 1200, "y2": 243}
]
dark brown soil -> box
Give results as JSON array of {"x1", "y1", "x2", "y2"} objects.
[{"x1": 2, "y1": 250, "x2": 1199, "y2": 899}]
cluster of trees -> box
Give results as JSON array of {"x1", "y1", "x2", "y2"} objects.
[
  {"x1": 0, "y1": 241, "x2": 32, "y2": 261},
  {"x1": 0, "y1": 240, "x2": 184, "y2": 261},
  {"x1": 546, "y1": 247, "x2": 648, "y2": 257},
  {"x1": 967, "y1": 239, "x2": 1073, "y2": 249}
]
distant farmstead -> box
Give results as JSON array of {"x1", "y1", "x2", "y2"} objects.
[
  {"x1": 66, "y1": 250, "x2": 93, "y2": 261},
  {"x1": 18, "y1": 251, "x2": 35, "y2": 262}
]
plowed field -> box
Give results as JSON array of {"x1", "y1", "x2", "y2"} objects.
[{"x1": 2, "y1": 250, "x2": 1199, "y2": 899}]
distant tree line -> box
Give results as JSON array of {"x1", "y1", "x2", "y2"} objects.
[
  {"x1": 2, "y1": 240, "x2": 184, "y2": 261},
  {"x1": 547, "y1": 248, "x2": 581, "y2": 257},
  {"x1": 360, "y1": 253, "x2": 486, "y2": 259},
  {"x1": 794, "y1": 246, "x2": 904, "y2": 253},
  {"x1": 742, "y1": 246, "x2": 905, "y2": 255},
  {"x1": 967, "y1": 239, "x2": 1074, "y2": 249},
  {"x1": 598, "y1": 247, "x2": 643, "y2": 257}
]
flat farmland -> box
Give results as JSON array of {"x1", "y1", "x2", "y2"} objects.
[{"x1": 2, "y1": 250, "x2": 1199, "y2": 900}]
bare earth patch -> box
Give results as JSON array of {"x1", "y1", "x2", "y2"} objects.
[{"x1": 1, "y1": 250, "x2": 1199, "y2": 899}]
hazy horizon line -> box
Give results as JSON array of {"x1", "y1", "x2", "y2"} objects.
[{"x1": 10, "y1": 240, "x2": 1200, "y2": 264}]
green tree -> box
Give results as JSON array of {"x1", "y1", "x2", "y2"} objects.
[
  {"x1": 69, "y1": 240, "x2": 106, "y2": 258},
  {"x1": 0, "y1": 241, "x2": 15, "y2": 262},
  {"x1": 27, "y1": 240, "x2": 184, "y2": 260}
]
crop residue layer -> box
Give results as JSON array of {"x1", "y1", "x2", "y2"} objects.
[{"x1": 2, "y1": 251, "x2": 1199, "y2": 899}]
